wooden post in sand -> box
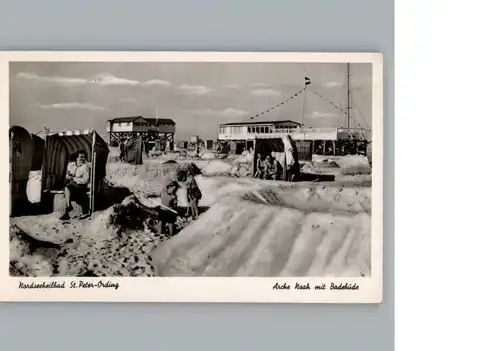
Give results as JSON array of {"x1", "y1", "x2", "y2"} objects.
[{"x1": 90, "y1": 130, "x2": 96, "y2": 214}]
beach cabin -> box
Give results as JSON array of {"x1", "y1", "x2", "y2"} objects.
[
  {"x1": 30, "y1": 133, "x2": 45, "y2": 171},
  {"x1": 107, "y1": 116, "x2": 176, "y2": 150},
  {"x1": 41, "y1": 130, "x2": 109, "y2": 214},
  {"x1": 205, "y1": 140, "x2": 214, "y2": 150},
  {"x1": 123, "y1": 135, "x2": 143, "y2": 165},
  {"x1": 252, "y1": 135, "x2": 300, "y2": 182},
  {"x1": 10, "y1": 126, "x2": 35, "y2": 215},
  {"x1": 294, "y1": 141, "x2": 313, "y2": 162}
]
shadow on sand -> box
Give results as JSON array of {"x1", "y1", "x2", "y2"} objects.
[
  {"x1": 176, "y1": 205, "x2": 211, "y2": 218},
  {"x1": 10, "y1": 182, "x2": 134, "y2": 218},
  {"x1": 297, "y1": 173, "x2": 337, "y2": 182}
]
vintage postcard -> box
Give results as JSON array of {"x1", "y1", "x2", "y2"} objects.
[{"x1": 0, "y1": 51, "x2": 383, "y2": 303}]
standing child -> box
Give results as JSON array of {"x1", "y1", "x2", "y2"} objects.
[
  {"x1": 186, "y1": 173, "x2": 202, "y2": 220},
  {"x1": 159, "y1": 180, "x2": 180, "y2": 237},
  {"x1": 119, "y1": 139, "x2": 125, "y2": 162}
]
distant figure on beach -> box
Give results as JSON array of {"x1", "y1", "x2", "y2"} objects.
[
  {"x1": 185, "y1": 173, "x2": 202, "y2": 219},
  {"x1": 119, "y1": 139, "x2": 125, "y2": 161},
  {"x1": 158, "y1": 180, "x2": 180, "y2": 237},
  {"x1": 254, "y1": 153, "x2": 264, "y2": 179},
  {"x1": 60, "y1": 149, "x2": 91, "y2": 219}
]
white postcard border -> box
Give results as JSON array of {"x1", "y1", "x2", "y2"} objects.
[{"x1": 0, "y1": 51, "x2": 383, "y2": 303}]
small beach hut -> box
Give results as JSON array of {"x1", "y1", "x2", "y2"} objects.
[
  {"x1": 10, "y1": 126, "x2": 35, "y2": 215},
  {"x1": 30, "y1": 133, "x2": 45, "y2": 171},
  {"x1": 41, "y1": 130, "x2": 109, "y2": 214},
  {"x1": 252, "y1": 135, "x2": 300, "y2": 182},
  {"x1": 123, "y1": 135, "x2": 143, "y2": 165}
]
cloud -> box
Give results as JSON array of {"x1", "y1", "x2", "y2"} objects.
[
  {"x1": 325, "y1": 81, "x2": 343, "y2": 88},
  {"x1": 178, "y1": 84, "x2": 212, "y2": 95},
  {"x1": 226, "y1": 84, "x2": 240, "y2": 89},
  {"x1": 91, "y1": 73, "x2": 140, "y2": 86},
  {"x1": 140, "y1": 79, "x2": 171, "y2": 87},
  {"x1": 35, "y1": 102, "x2": 109, "y2": 111},
  {"x1": 17, "y1": 72, "x2": 88, "y2": 86},
  {"x1": 309, "y1": 111, "x2": 336, "y2": 118},
  {"x1": 251, "y1": 89, "x2": 281, "y2": 97},
  {"x1": 17, "y1": 72, "x2": 170, "y2": 88},
  {"x1": 92, "y1": 74, "x2": 171, "y2": 87},
  {"x1": 190, "y1": 108, "x2": 249, "y2": 118}
]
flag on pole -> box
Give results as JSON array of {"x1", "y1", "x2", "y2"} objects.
[{"x1": 305, "y1": 76, "x2": 311, "y2": 86}]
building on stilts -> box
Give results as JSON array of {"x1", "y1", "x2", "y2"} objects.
[
  {"x1": 106, "y1": 115, "x2": 176, "y2": 152},
  {"x1": 216, "y1": 63, "x2": 371, "y2": 159}
]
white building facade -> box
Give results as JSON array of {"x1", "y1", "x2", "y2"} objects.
[{"x1": 217, "y1": 120, "x2": 369, "y2": 156}]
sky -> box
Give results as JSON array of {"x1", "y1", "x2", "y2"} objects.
[{"x1": 9, "y1": 62, "x2": 372, "y2": 141}]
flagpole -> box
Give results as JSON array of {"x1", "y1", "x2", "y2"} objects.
[{"x1": 301, "y1": 67, "x2": 307, "y2": 135}]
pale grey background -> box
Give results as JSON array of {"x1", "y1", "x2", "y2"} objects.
[{"x1": 0, "y1": 0, "x2": 394, "y2": 350}]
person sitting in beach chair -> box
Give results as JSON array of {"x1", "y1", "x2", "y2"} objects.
[
  {"x1": 60, "y1": 149, "x2": 91, "y2": 219},
  {"x1": 253, "y1": 153, "x2": 264, "y2": 179},
  {"x1": 263, "y1": 154, "x2": 282, "y2": 180},
  {"x1": 263, "y1": 155, "x2": 273, "y2": 179}
]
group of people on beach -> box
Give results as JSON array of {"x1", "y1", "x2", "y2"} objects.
[
  {"x1": 155, "y1": 169, "x2": 203, "y2": 237},
  {"x1": 253, "y1": 152, "x2": 283, "y2": 180},
  {"x1": 60, "y1": 148, "x2": 202, "y2": 238}
]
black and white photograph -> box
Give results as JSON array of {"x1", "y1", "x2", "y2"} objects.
[{"x1": 1, "y1": 52, "x2": 383, "y2": 303}]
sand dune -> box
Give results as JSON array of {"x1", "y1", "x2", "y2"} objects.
[{"x1": 152, "y1": 184, "x2": 371, "y2": 277}]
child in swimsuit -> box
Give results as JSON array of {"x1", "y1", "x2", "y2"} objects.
[
  {"x1": 159, "y1": 180, "x2": 180, "y2": 237},
  {"x1": 185, "y1": 173, "x2": 202, "y2": 219}
]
